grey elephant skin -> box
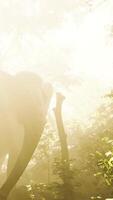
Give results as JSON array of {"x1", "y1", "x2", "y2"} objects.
[{"x1": 0, "y1": 71, "x2": 53, "y2": 200}]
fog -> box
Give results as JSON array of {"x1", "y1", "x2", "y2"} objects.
[
  {"x1": 0, "y1": 0, "x2": 113, "y2": 123},
  {"x1": 0, "y1": 1, "x2": 113, "y2": 199}
]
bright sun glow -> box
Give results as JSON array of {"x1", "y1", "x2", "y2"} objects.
[
  {"x1": 71, "y1": 1, "x2": 113, "y2": 84},
  {"x1": 0, "y1": 0, "x2": 113, "y2": 124}
]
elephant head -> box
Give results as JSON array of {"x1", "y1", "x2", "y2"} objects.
[{"x1": 0, "y1": 71, "x2": 53, "y2": 200}]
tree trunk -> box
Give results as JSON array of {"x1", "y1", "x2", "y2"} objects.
[
  {"x1": 54, "y1": 93, "x2": 75, "y2": 200},
  {"x1": 53, "y1": 92, "x2": 69, "y2": 163}
]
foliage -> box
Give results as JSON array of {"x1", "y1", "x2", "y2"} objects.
[
  {"x1": 94, "y1": 137, "x2": 113, "y2": 186},
  {"x1": 26, "y1": 160, "x2": 76, "y2": 200},
  {"x1": 9, "y1": 92, "x2": 113, "y2": 199}
]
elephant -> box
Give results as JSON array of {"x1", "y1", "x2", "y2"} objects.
[{"x1": 0, "y1": 71, "x2": 53, "y2": 200}]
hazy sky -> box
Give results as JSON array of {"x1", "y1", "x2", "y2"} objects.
[{"x1": 0, "y1": 0, "x2": 113, "y2": 124}]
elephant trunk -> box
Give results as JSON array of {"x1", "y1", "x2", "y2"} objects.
[{"x1": 0, "y1": 125, "x2": 43, "y2": 199}]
